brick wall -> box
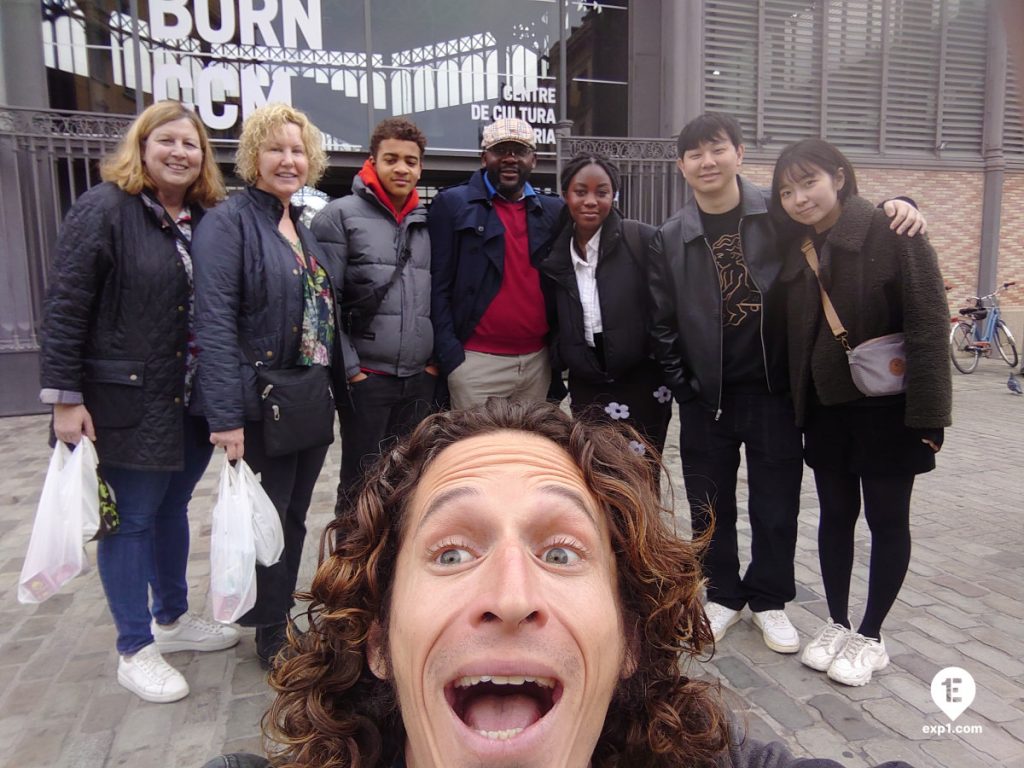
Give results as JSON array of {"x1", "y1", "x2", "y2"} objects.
[{"x1": 742, "y1": 163, "x2": 1024, "y2": 344}]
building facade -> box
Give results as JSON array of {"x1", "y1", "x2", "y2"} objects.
[{"x1": 1, "y1": 0, "x2": 1020, "y2": 414}]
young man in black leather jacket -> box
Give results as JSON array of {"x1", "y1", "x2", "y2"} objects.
[{"x1": 648, "y1": 113, "x2": 925, "y2": 655}]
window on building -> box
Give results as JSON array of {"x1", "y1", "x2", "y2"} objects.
[{"x1": 704, "y1": 0, "x2": 988, "y2": 158}]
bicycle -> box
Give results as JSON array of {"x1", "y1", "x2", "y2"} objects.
[{"x1": 949, "y1": 281, "x2": 1019, "y2": 374}]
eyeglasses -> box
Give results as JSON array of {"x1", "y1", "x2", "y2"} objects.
[{"x1": 488, "y1": 144, "x2": 534, "y2": 159}]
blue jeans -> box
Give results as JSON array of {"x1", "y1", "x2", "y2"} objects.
[
  {"x1": 97, "y1": 415, "x2": 213, "y2": 654},
  {"x1": 678, "y1": 392, "x2": 804, "y2": 612}
]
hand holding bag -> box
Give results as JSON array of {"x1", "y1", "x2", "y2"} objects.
[
  {"x1": 209, "y1": 460, "x2": 258, "y2": 623},
  {"x1": 238, "y1": 460, "x2": 284, "y2": 567},
  {"x1": 18, "y1": 439, "x2": 101, "y2": 604},
  {"x1": 801, "y1": 238, "x2": 907, "y2": 397}
]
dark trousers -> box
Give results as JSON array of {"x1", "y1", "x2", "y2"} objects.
[
  {"x1": 678, "y1": 391, "x2": 804, "y2": 612},
  {"x1": 568, "y1": 359, "x2": 673, "y2": 456},
  {"x1": 238, "y1": 421, "x2": 329, "y2": 627},
  {"x1": 336, "y1": 371, "x2": 435, "y2": 514}
]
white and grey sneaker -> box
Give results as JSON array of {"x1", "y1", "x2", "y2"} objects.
[
  {"x1": 752, "y1": 609, "x2": 800, "y2": 653},
  {"x1": 117, "y1": 643, "x2": 189, "y2": 703},
  {"x1": 801, "y1": 619, "x2": 852, "y2": 671},
  {"x1": 704, "y1": 602, "x2": 741, "y2": 642},
  {"x1": 153, "y1": 612, "x2": 241, "y2": 653},
  {"x1": 827, "y1": 632, "x2": 889, "y2": 686}
]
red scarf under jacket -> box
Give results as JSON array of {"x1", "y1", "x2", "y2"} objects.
[{"x1": 357, "y1": 159, "x2": 419, "y2": 223}]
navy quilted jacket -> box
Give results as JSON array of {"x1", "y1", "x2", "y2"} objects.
[{"x1": 192, "y1": 186, "x2": 352, "y2": 433}]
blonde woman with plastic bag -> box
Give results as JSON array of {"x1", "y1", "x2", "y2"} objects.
[{"x1": 208, "y1": 458, "x2": 284, "y2": 624}]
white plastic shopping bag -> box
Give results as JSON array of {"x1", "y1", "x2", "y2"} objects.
[
  {"x1": 239, "y1": 460, "x2": 284, "y2": 567},
  {"x1": 209, "y1": 460, "x2": 258, "y2": 623},
  {"x1": 63, "y1": 437, "x2": 101, "y2": 542},
  {"x1": 18, "y1": 439, "x2": 101, "y2": 604}
]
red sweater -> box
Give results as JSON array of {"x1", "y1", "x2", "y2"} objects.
[{"x1": 465, "y1": 197, "x2": 548, "y2": 355}]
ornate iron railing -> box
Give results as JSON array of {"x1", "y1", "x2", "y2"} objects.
[
  {"x1": 0, "y1": 106, "x2": 134, "y2": 140},
  {"x1": 556, "y1": 135, "x2": 684, "y2": 226}
]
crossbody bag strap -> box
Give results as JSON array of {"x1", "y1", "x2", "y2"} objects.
[
  {"x1": 344, "y1": 237, "x2": 416, "y2": 326},
  {"x1": 380, "y1": 238, "x2": 416, "y2": 302},
  {"x1": 801, "y1": 237, "x2": 851, "y2": 352}
]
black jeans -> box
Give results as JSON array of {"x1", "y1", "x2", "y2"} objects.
[
  {"x1": 678, "y1": 391, "x2": 804, "y2": 612},
  {"x1": 238, "y1": 421, "x2": 329, "y2": 627},
  {"x1": 336, "y1": 371, "x2": 435, "y2": 515}
]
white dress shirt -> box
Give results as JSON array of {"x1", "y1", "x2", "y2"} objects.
[{"x1": 570, "y1": 227, "x2": 603, "y2": 346}]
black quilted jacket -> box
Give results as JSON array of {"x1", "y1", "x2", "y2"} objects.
[{"x1": 39, "y1": 182, "x2": 205, "y2": 471}]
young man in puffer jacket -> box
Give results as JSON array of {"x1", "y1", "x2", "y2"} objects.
[{"x1": 311, "y1": 118, "x2": 435, "y2": 516}]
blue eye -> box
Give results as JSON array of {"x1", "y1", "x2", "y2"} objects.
[
  {"x1": 542, "y1": 546, "x2": 580, "y2": 566},
  {"x1": 436, "y1": 547, "x2": 473, "y2": 566}
]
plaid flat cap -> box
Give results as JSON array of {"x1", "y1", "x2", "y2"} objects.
[{"x1": 481, "y1": 118, "x2": 537, "y2": 150}]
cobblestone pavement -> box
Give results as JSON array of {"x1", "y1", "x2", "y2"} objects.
[{"x1": 1, "y1": 363, "x2": 1021, "y2": 767}]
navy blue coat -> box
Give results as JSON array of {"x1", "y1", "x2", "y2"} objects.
[
  {"x1": 427, "y1": 169, "x2": 563, "y2": 376},
  {"x1": 192, "y1": 186, "x2": 352, "y2": 433}
]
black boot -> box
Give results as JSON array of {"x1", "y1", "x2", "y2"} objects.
[{"x1": 255, "y1": 622, "x2": 288, "y2": 669}]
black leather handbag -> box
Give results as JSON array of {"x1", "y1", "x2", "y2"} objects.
[{"x1": 253, "y1": 363, "x2": 335, "y2": 457}]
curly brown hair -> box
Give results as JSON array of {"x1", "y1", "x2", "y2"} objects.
[
  {"x1": 368, "y1": 117, "x2": 427, "y2": 158},
  {"x1": 264, "y1": 399, "x2": 728, "y2": 768}
]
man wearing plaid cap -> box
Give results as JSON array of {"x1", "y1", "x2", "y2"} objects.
[{"x1": 428, "y1": 117, "x2": 563, "y2": 408}]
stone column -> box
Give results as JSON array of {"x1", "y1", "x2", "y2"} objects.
[
  {"x1": 0, "y1": 0, "x2": 48, "y2": 108},
  {"x1": 979, "y1": 4, "x2": 1007, "y2": 296},
  {"x1": 0, "y1": 0, "x2": 50, "y2": 415}
]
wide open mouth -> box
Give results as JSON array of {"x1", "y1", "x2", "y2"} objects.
[{"x1": 445, "y1": 674, "x2": 561, "y2": 741}]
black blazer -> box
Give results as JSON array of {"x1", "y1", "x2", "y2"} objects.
[{"x1": 540, "y1": 209, "x2": 657, "y2": 383}]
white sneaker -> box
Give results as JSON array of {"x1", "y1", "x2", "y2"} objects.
[
  {"x1": 801, "y1": 619, "x2": 852, "y2": 671},
  {"x1": 117, "y1": 643, "x2": 189, "y2": 703},
  {"x1": 153, "y1": 612, "x2": 241, "y2": 653},
  {"x1": 752, "y1": 609, "x2": 800, "y2": 653},
  {"x1": 704, "y1": 602, "x2": 741, "y2": 641},
  {"x1": 827, "y1": 632, "x2": 889, "y2": 686}
]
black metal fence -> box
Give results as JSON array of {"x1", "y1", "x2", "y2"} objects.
[
  {"x1": 555, "y1": 135, "x2": 685, "y2": 227},
  {"x1": 0, "y1": 107, "x2": 133, "y2": 353},
  {"x1": 0, "y1": 109, "x2": 685, "y2": 413}
]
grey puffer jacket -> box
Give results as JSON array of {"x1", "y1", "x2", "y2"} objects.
[{"x1": 311, "y1": 176, "x2": 432, "y2": 377}]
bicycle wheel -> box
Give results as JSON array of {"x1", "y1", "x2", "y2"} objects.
[
  {"x1": 994, "y1": 321, "x2": 1019, "y2": 367},
  {"x1": 950, "y1": 321, "x2": 979, "y2": 373}
]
